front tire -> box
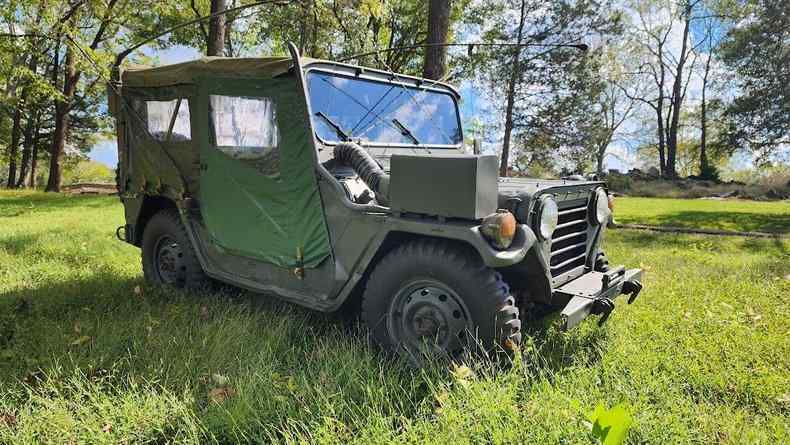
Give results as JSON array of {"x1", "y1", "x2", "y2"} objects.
[
  {"x1": 362, "y1": 240, "x2": 521, "y2": 362},
  {"x1": 141, "y1": 209, "x2": 208, "y2": 289}
]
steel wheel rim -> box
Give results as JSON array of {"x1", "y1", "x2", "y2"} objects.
[
  {"x1": 153, "y1": 235, "x2": 185, "y2": 285},
  {"x1": 388, "y1": 279, "x2": 472, "y2": 360}
]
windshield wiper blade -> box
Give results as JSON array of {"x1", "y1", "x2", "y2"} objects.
[
  {"x1": 392, "y1": 118, "x2": 420, "y2": 145},
  {"x1": 315, "y1": 111, "x2": 350, "y2": 141}
]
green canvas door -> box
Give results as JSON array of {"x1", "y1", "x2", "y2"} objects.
[{"x1": 196, "y1": 75, "x2": 331, "y2": 269}]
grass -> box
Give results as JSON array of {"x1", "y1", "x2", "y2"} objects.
[
  {"x1": 614, "y1": 197, "x2": 790, "y2": 234},
  {"x1": 0, "y1": 190, "x2": 788, "y2": 443}
]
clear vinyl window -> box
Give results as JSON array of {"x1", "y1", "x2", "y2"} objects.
[
  {"x1": 146, "y1": 99, "x2": 191, "y2": 142},
  {"x1": 209, "y1": 95, "x2": 279, "y2": 159}
]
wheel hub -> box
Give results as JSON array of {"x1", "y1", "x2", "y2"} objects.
[
  {"x1": 389, "y1": 282, "x2": 471, "y2": 359},
  {"x1": 154, "y1": 236, "x2": 185, "y2": 284}
]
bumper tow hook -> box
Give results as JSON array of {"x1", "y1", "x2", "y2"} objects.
[
  {"x1": 622, "y1": 280, "x2": 643, "y2": 304},
  {"x1": 591, "y1": 298, "x2": 616, "y2": 327}
]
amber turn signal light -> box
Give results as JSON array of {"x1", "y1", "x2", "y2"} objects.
[{"x1": 480, "y1": 210, "x2": 517, "y2": 250}]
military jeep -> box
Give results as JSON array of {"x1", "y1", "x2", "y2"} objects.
[{"x1": 109, "y1": 44, "x2": 642, "y2": 361}]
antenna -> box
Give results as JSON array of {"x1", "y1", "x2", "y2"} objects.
[{"x1": 337, "y1": 42, "x2": 589, "y2": 64}]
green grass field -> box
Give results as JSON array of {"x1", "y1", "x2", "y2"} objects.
[
  {"x1": 1, "y1": 191, "x2": 788, "y2": 443},
  {"x1": 615, "y1": 197, "x2": 790, "y2": 234}
]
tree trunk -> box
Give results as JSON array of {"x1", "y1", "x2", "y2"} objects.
[
  {"x1": 16, "y1": 52, "x2": 41, "y2": 188},
  {"x1": 16, "y1": 107, "x2": 38, "y2": 188},
  {"x1": 596, "y1": 145, "x2": 605, "y2": 175},
  {"x1": 5, "y1": 105, "x2": 23, "y2": 188},
  {"x1": 656, "y1": 104, "x2": 666, "y2": 176},
  {"x1": 207, "y1": 0, "x2": 227, "y2": 56},
  {"x1": 422, "y1": 0, "x2": 452, "y2": 80},
  {"x1": 665, "y1": 5, "x2": 692, "y2": 179},
  {"x1": 45, "y1": 42, "x2": 78, "y2": 192},
  {"x1": 499, "y1": 0, "x2": 527, "y2": 177},
  {"x1": 29, "y1": 119, "x2": 41, "y2": 188},
  {"x1": 699, "y1": 32, "x2": 713, "y2": 177}
]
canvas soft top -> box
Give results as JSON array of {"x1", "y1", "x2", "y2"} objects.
[{"x1": 120, "y1": 56, "x2": 315, "y2": 88}]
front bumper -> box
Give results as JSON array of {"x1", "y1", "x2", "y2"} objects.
[{"x1": 554, "y1": 266, "x2": 643, "y2": 330}]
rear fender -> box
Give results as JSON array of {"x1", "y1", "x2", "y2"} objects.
[{"x1": 122, "y1": 195, "x2": 180, "y2": 246}]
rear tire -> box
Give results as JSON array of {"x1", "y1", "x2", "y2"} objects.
[
  {"x1": 141, "y1": 209, "x2": 208, "y2": 289},
  {"x1": 362, "y1": 240, "x2": 521, "y2": 363}
]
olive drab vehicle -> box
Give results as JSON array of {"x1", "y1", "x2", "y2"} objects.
[{"x1": 109, "y1": 43, "x2": 643, "y2": 362}]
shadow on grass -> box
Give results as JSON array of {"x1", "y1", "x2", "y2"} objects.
[
  {"x1": 521, "y1": 313, "x2": 610, "y2": 376},
  {"x1": 614, "y1": 229, "x2": 789, "y2": 255},
  {"x1": 643, "y1": 210, "x2": 790, "y2": 234}
]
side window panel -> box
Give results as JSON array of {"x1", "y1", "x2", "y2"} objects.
[
  {"x1": 209, "y1": 95, "x2": 280, "y2": 177},
  {"x1": 146, "y1": 99, "x2": 191, "y2": 142}
]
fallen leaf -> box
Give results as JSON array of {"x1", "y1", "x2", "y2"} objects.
[
  {"x1": 101, "y1": 423, "x2": 112, "y2": 433},
  {"x1": 0, "y1": 412, "x2": 16, "y2": 427},
  {"x1": 208, "y1": 386, "x2": 236, "y2": 404},
  {"x1": 70, "y1": 335, "x2": 92, "y2": 346},
  {"x1": 199, "y1": 306, "x2": 210, "y2": 321},
  {"x1": 450, "y1": 363, "x2": 475, "y2": 387},
  {"x1": 211, "y1": 373, "x2": 228, "y2": 386}
]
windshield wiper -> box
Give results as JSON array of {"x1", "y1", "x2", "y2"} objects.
[
  {"x1": 392, "y1": 118, "x2": 420, "y2": 145},
  {"x1": 315, "y1": 111, "x2": 350, "y2": 141}
]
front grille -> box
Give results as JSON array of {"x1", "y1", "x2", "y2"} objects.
[{"x1": 549, "y1": 198, "x2": 590, "y2": 279}]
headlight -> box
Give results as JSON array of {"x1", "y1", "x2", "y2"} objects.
[
  {"x1": 537, "y1": 197, "x2": 558, "y2": 240},
  {"x1": 592, "y1": 188, "x2": 610, "y2": 225},
  {"x1": 480, "y1": 210, "x2": 517, "y2": 250}
]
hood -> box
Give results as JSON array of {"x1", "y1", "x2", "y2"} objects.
[{"x1": 497, "y1": 177, "x2": 604, "y2": 223}]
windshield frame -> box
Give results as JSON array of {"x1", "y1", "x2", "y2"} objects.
[{"x1": 303, "y1": 63, "x2": 464, "y2": 149}]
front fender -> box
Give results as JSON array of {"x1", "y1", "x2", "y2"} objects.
[{"x1": 384, "y1": 217, "x2": 536, "y2": 268}]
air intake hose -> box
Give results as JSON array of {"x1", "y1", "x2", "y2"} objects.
[{"x1": 333, "y1": 142, "x2": 390, "y2": 205}]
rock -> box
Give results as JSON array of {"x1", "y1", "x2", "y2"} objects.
[
  {"x1": 718, "y1": 190, "x2": 739, "y2": 198},
  {"x1": 646, "y1": 166, "x2": 660, "y2": 177}
]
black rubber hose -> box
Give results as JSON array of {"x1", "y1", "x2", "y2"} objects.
[{"x1": 333, "y1": 142, "x2": 390, "y2": 205}]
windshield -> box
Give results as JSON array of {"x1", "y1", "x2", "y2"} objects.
[{"x1": 306, "y1": 71, "x2": 462, "y2": 146}]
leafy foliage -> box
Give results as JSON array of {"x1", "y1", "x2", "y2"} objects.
[{"x1": 720, "y1": 0, "x2": 790, "y2": 163}]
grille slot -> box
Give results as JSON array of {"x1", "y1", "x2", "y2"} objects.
[{"x1": 549, "y1": 199, "x2": 590, "y2": 278}]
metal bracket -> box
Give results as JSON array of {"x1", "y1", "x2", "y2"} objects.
[{"x1": 623, "y1": 279, "x2": 643, "y2": 304}]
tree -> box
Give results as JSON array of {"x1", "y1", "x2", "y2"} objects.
[
  {"x1": 423, "y1": 0, "x2": 452, "y2": 80},
  {"x1": 43, "y1": 1, "x2": 118, "y2": 191},
  {"x1": 207, "y1": 0, "x2": 227, "y2": 56},
  {"x1": 460, "y1": 0, "x2": 621, "y2": 176},
  {"x1": 590, "y1": 43, "x2": 639, "y2": 174},
  {"x1": 720, "y1": 0, "x2": 789, "y2": 163},
  {"x1": 624, "y1": 0, "x2": 703, "y2": 178}
]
